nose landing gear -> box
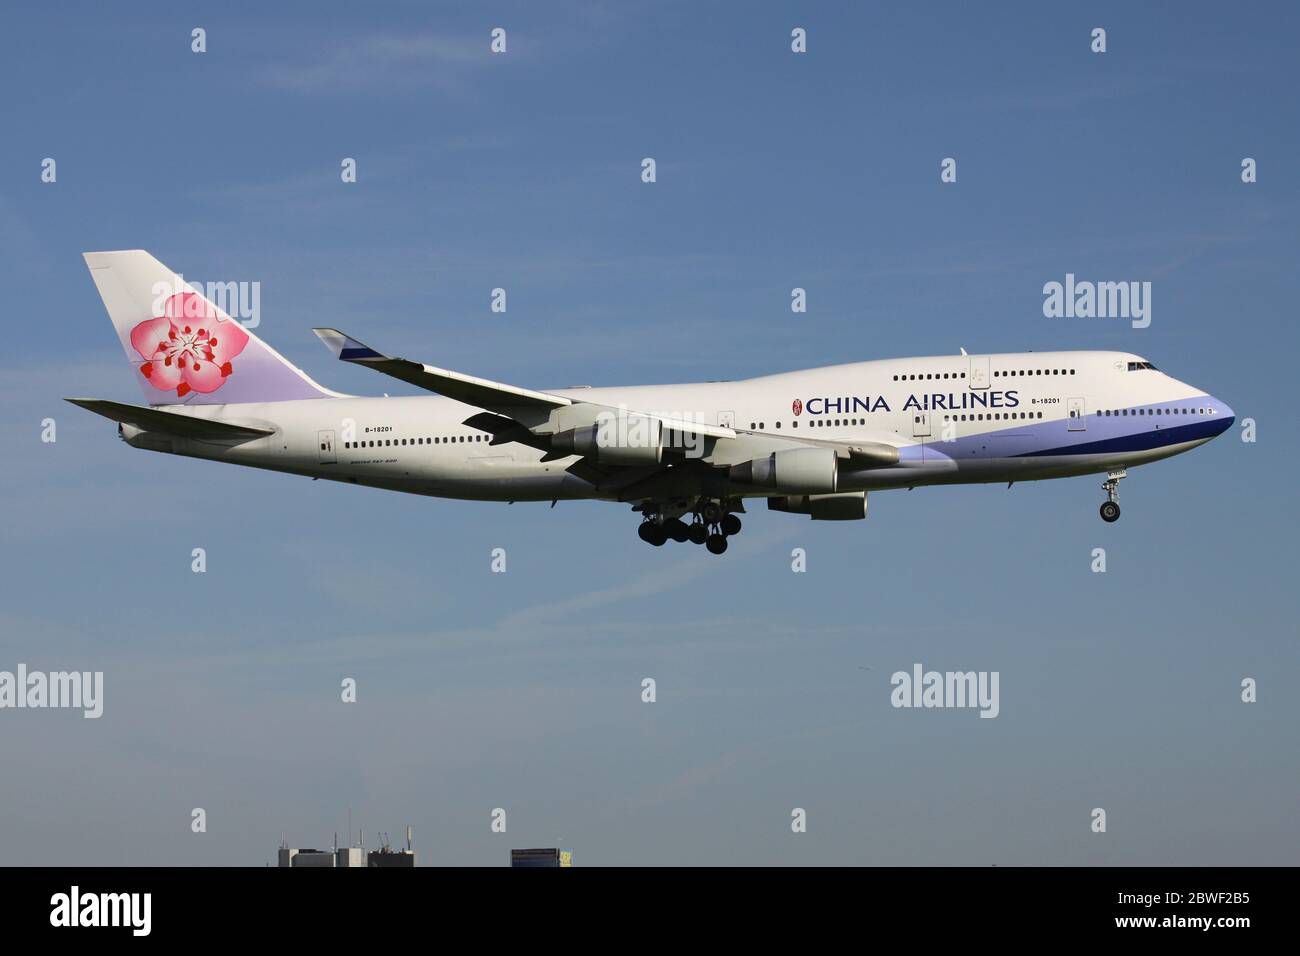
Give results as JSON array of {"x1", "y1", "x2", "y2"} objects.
[{"x1": 1099, "y1": 469, "x2": 1126, "y2": 523}]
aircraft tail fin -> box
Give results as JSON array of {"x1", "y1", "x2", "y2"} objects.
[{"x1": 83, "y1": 250, "x2": 336, "y2": 406}]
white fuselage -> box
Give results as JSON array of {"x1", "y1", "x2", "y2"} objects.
[{"x1": 121, "y1": 350, "x2": 1234, "y2": 504}]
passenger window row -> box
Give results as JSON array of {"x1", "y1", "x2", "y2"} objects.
[
  {"x1": 892, "y1": 368, "x2": 1076, "y2": 381},
  {"x1": 344, "y1": 434, "x2": 489, "y2": 449},
  {"x1": 748, "y1": 419, "x2": 868, "y2": 430},
  {"x1": 994, "y1": 369, "x2": 1074, "y2": 377},
  {"x1": 941, "y1": 412, "x2": 1044, "y2": 423},
  {"x1": 1099, "y1": 406, "x2": 1212, "y2": 417},
  {"x1": 809, "y1": 418, "x2": 865, "y2": 427}
]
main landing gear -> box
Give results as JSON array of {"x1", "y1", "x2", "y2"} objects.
[
  {"x1": 637, "y1": 499, "x2": 742, "y2": 554},
  {"x1": 1099, "y1": 469, "x2": 1126, "y2": 523}
]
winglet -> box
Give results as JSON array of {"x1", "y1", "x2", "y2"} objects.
[
  {"x1": 313, "y1": 328, "x2": 385, "y2": 362},
  {"x1": 309, "y1": 328, "x2": 571, "y2": 411}
]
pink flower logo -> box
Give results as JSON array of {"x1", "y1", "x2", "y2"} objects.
[{"x1": 129, "y1": 293, "x2": 250, "y2": 398}]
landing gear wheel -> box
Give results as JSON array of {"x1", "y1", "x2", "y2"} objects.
[
  {"x1": 721, "y1": 514, "x2": 742, "y2": 536},
  {"x1": 1099, "y1": 469, "x2": 1126, "y2": 524},
  {"x1": 638, "y1": 522, "x2": 667, "y2": 546},
  {"x1": 705, "y1": 533, "x2": 728, "y2": 555},
  {"x1": 688, "y1": 522, "x2": 709, "y2": 545},
  {"x1": 664, "y1": 517, "x2": 690, "y2": 543}
]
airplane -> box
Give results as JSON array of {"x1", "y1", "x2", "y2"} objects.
[{"x1": 71, "y1": 250, "x2": 1235, "y2": 555}]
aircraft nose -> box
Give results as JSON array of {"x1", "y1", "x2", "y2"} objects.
[{"x1": 1209, "y1": 397, "x2": 1235, "y2": 437}]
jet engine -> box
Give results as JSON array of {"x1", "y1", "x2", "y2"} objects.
[
  {"x1": 767, "y1": 491, "x2": 868, "y2": 521},
  {"x1": 729, "y1": 447, "x2": 838, "y2": 494},
  {"x1": 551, "y1": 414, "x2": 663, "y2": 465}
]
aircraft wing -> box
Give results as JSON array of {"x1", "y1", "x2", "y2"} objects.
[
  {"x1": 311, "y1": 329, "x2": 897, "y2": 487},
  {"x1": 313, "y1": 328, "x2": 571, "y2": 415},
  {"x1": 65, "y1": 398, "x2": 274, "y2": 441},
  {"x1": 772, "y1": 434, "x2": 900, "y2": 467},
  {"x1": 313, "y1": 327, "x2": 737, "y2": 440}
]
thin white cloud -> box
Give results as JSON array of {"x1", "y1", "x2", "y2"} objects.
[
  {"x1": 496, "y1": 525, "x2": 794, "y2": 632},
  {"x1": 257, "y1": 33, "x2": 495, "y2": 95}
]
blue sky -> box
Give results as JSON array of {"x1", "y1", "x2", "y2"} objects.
[{"x1": 0, "y1": 0, "x2": 1296, "y2": 865}]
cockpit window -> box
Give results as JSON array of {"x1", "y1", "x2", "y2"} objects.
[{"x1": 1126, "y1": 361, "x2": 1158, "y2": 371}]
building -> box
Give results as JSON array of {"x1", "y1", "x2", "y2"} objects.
[
  {"x1": 368, "y1": 848, "x2": 416, "y2": 868},
  {"x1": 335, "y1": 847, "x2": 366, "y2": 868},
  {"x1": 282, "y1": 848, "x2": 334, "y2": 868},
  {"x1": 276, "y1": 827, "x2": 415, "y2": 867},
  {"x1": 510, "y1": 848, "x2": 573, "y2": 868}
]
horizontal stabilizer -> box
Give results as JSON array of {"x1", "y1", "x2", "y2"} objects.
[{"x1": 65, "y1": 398, "x2": 274, "y2": 441}]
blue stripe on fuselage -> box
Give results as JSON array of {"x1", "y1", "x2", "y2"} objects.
[
  {"x1": 901, "y1": 397, "x2": 1232, "y2": 462},
  {"x1": 1019, "y1": 414, "x2": 1231, "y2": 457}
]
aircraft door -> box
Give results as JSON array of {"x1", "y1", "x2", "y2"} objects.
[
  {"x1": 718, "y1": 410, "x2": 735, "y2": 428},
  {"x1": 317, "y1": 429, "x2": 336, "y2": 463},
  {"x1": 968, "y1": 356, "x2": 990, "y2": 389},
  {"x1": 912, "y1": 410, "x2": 931, "y2": 437},
  {"x1": 1067, "y1": 397, "x2": 1086, "y2": 431}
]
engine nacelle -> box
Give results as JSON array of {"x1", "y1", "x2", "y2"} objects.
[
  {"x1": 730, "y1": 447, "x2": 838, "y2": 494},
  {"x1": 551, "y1": 414, "x2": 663, "y2": 465},
  {"x1": 768, "y1": 491, "x2": 868, "y2": 521}
]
